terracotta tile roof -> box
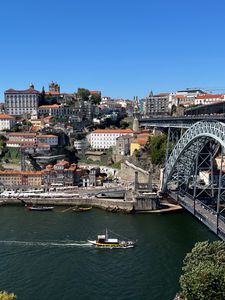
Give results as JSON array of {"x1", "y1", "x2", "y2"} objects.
[
  {"x1": 196, "y1": 94, "x2": 224, "y2": 99},
  {"x1": 90, "y1": 91, "x2": 101, "y2": 95},
  {"x1": 137, "y1": 132, "x2": 150, "y2": 137},
  {"x1": 39, "y1": 104, "x2": 61, "y2": 108},
  {"x1": 0, "y1": 170, "x2": 42, "y2": 175},
  {"x1": 45, "y1": 91, "x2": 60, "y2": 95},
  {"x1": 38, "y1": 134, "x2": 58, "y2": 138},
  {"x1": 55, "y1": 160, "x2": 69, "y2": 167},
  {"x1": 132, "y1": 137, "x2": 148, "y2": 145},
  {"x1": 176, "y1": 95, "x2": 186, "y2": 99},
  {"x1": 0, "y1": 114, "x2": 15, "y2": 119},
  {"x1": 7, "y1": 132, "x2": 36, "y2": 137},
  {"x1": 93, "y1": 129, "x2": 133, "y2": 133},
  {"x1": 158, "y1": 93, "x2": 170, "y2": 96},
  {"x1": 5, "y1": 88, "x2": 40, "y2": 94}
]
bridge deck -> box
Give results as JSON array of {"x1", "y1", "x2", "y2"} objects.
[
  {"x1": 139, "y1": 115, "x2": 225, "y2": 128},
  {"x1": 168, "y1": 191, "x2": 225, "y2": 240}
]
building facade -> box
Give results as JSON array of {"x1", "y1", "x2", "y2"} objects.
[
  {"x1": 0, "y1": 114, "x2": 15, "y2": 130},
  {"x1": 143, "y1": 92, "x2": 169, "y2": 116},
  {"x1": 38, "y1": 104, "x2": 71, "y2": 117},
  {"x1": 6, "y1": 141, "x2": 50, "y2": 154},
  {"x1": 37, "y1": 134, "x2": 58, "y2": 146},
  {"x1": 42, "y1": 161, "x2": 79, "y2": 186},
  {"x1": 7, "y1": 132, "x2": 58, "y2": 146},
  {"x1": 4, "y1": 85, "x2": 40, "y2": 116},
  {"x1": 195, "y1": 94, "x2": 225, "y2": 105},
  {"x1": 89, "y1": 129, "x2": 133, "y2": 150},
  {"x1": 112, "y1": 135, "x2": 133, "y2": 162},
  {"x1": 0, "y1": 170, "x2": 42, "y2": 187}
]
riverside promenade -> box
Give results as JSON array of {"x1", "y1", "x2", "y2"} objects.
[{"x1": 0, "y1": 185, "x2": 182, "y2": 213}]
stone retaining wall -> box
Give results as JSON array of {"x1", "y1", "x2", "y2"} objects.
[{"x1": 119, "y1": 161, "x2": 149, "y2": 183}]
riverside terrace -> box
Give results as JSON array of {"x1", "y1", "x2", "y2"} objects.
[{"x1": 139, "y1": 114, "x2": 225, "y2": 129}]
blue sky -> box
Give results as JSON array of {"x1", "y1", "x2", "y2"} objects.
[{"x1": 0, "y1": 0, "x2": 225, "y2": 99}]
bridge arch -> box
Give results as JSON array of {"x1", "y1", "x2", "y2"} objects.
[{"x1": 162, "y1": 120, "x2": 225, "y2": 193}]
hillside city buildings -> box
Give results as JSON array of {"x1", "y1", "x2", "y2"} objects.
[{"x1": 0, "y1": 82, "x2": 225, "y2": 190}]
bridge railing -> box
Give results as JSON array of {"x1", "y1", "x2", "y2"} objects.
[{"x1": 169, "y1": 191, "x2": 221, "y2": 235}]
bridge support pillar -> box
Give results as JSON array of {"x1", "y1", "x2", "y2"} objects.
[
  {"x1": 216, "y1": 147, "x2": 224, "y2": 234},
  {"x1": 165, "y1": 127, "x2": 171, "y2": 162},
  {"x1": 193, "y1": 143, "x2": 199, "y2": 215}
]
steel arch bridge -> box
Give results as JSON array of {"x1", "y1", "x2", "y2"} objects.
[{"x1": 162, "y1": 120, "x2": 225, "y2": 240}]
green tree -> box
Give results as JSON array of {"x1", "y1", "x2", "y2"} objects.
[
  {"x1": 177, "y1": 241, "x2": 225, "y2": 300},
  {"x1": 90, "y1": 93, "x2": 101, "y2": 105},
  {"x1": 77, "y1": 88, "x2": 90, "y2": 101},
  {"x1": 22, "y1": 120, "x2": 32, "y2": 126},
  {"x1": 39, "y1": 86, "x2": 46, "y2": 106},
  {"x1": 148, "y1": 134, "x2": 167, "y2": 165},
  {"x1": 0, "y1": 291, "x2": 17, "y2": 300},
  {"x1": 171, "y1": 104, "x2": 177, "y2": 116},
  {"x1": 0, "y1": 135, "x2": 6, "y2": 150},
  {"x1": 45, "y1": 95, "x2": 58, "y2": 105},
  {"x1": 0, "y1": 135, "x2": 6, "y2": 141}
]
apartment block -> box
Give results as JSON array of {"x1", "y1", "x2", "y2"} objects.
[{"x1": 89, "y1": 129, "x2": 133, "y2": 150}]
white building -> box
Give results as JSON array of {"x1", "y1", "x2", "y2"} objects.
[
  {"x1": 7, "y1": 132, "x2": 36, "y2": 142},
  {"x1": 6, "y1": 141, "x2": 50, "y2": 154},
  {"x1": 38, "y1": 104, "x2": 71, "y2": 117},
  {"x1": 0, "y1": 114, "x2": 15, "y2": 130},
  {"x1": 7, "y1": 132, "x2": 58, "y2": 146},
  {"x1": 89, "y1": 129, "x2": 133, "y2": 150},
  {"x1": 4, "y1": 85, "x2": 40, "y2": 116},
  {"x1": 195, "y1": 94, "x2": 225, "y2": 105}
]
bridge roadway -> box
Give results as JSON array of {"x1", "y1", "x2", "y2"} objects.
[
  {"x1": 139, "y1": 114, "x2": 225, "y2": 128},
  {"x1": 168, "y1": 191, "x2": 225, "y2": 241}
]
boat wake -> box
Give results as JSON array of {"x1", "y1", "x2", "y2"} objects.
[{"x1": 0, "y1": 240, "x2": 92, "y2": 248}]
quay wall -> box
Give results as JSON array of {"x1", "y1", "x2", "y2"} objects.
[
  {"x1": 134, "y1": 197, "x2": 160, "y2": 211},
  {"x1": 1, "y1": 197, "x2": 135, "y2": 212}
]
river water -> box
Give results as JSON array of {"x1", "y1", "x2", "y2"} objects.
[{"x1": 0, "y1": 206, "x2": 216, "y2": 300}]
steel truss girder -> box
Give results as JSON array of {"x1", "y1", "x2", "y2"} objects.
[{"x1": 162, "y1": 121, "x2": 225, "y2": 193}]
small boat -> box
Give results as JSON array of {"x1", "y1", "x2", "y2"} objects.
[
  {"x1": 72, "y1": 206, "x2": 92, "y2": 212},
  {"x1": 27, "y1": 205, "x2": 54, "y2": 211},
  {"x1": 88, "y1": 229, "x2": 135, "y2": 249}
]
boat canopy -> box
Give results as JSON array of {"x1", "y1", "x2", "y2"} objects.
[
  {"x1": 97, "y1": 235, "x2": 106, "y2": 239},
  {"x1": 107, "y1": 238, "x2": 118, "y2": 243}
]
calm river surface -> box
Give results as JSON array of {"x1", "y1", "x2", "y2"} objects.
[{"x1": 0, "y1": 206, "x2": 216, "y2": 300}]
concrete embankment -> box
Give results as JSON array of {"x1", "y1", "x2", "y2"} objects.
[
  {"x1": 1, "y1": 197, "x2": 135, "y2": 213},
  {"x1": 0, "y1": 195, "x2": 182, "y2": 214}
]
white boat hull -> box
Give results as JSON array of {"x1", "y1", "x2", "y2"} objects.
[{"x1": 87, "y1": 240, "x2": 135, "y2": 249}]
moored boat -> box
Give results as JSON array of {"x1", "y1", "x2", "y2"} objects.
[
  {"x1": 88, "y1": 229, "x2": 135, "y2": 248},
  {"x1": 72, "y1": 206, "x2": 92, "y2": 212},
  {"x1": 27, "y1": 205, "x2": 54, "y2": 211}
]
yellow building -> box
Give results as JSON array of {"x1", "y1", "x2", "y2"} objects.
[
  {"x1": 130, "y1": 137, "x2": 149, "y2": 155},
  {"x1": 30, "y1": 118, "x2": 44, "y2": 131},
  {"x1": 0, "y1": 170, "x2": 42, "y2": 187}
]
